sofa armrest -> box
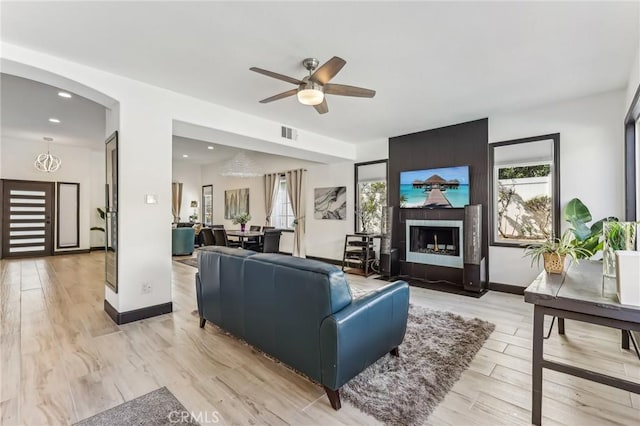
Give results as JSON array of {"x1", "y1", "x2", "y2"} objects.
[{"x1": 319, "y1": 280, "x2": 409, "y2": 390}]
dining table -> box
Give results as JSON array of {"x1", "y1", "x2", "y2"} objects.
[{"x1": 225, "y1": 230, "x2": 263, "y2": 249}]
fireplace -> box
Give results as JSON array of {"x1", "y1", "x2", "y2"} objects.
[{"x1": 406, "y1": 220, "x2": 464, "y2": 268}]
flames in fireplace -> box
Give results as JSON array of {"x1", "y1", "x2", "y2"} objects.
[{"x1": 409, "y1": 226, "x2": 460, "y2": 257}]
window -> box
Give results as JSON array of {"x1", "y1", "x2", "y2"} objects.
[
  {"x1": 272, "y1": 175, "x2": 295, "y2": 229},
  {"x1": 355, "y1": 160, "x2": 388, "y2": 234},
  {"x1": 490, "y1": 135, "x2": 560, "y2": 246},
  {"x1": 201, "y1": 185, "x2": 213, "y2": 226}
]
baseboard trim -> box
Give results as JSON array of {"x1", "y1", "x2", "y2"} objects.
[
  {"x1": 90, "y1": 246, "x2": 105, "y2": 251},
  {"x1": 488, "y1": 282, "x2": 525, "y2": 295},
  {"x1": 104, "y1": 300, "x2": 173, "y2": 325},
  {"x1": 54, "y1": 249, "x2": 90, "y2": 255},
  {"x1": 306, "y1": 255, "x2": 343, "y2": 267}
]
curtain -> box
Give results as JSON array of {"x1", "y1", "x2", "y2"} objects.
[
  {"x1": 172, "y1": 182, "x2": 183, "y2": 223},
  {"x1": 264, "y1": 173, "x2": 279, "y2": 226},
  {"x1": 286, "y1": 169, "x2": 306, "y2": 258}
]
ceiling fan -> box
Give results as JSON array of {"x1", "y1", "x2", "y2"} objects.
[{"x1": 250, "y1": 56, "x2": 376, "y2": 114}]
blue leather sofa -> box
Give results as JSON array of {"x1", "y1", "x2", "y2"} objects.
[
  {"x1": 172, "y1": 227, "x2": 195, "y2": 255},
  {"x1": 195, "y1": 246, "x2": 409, "y2": 410}
]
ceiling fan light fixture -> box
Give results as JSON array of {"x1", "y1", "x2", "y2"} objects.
[{"x1": 297, "y1": 82, "x2": 324, "y2": 106}]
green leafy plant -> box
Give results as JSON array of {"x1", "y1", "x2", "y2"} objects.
[
  {"x1": 603, "y1": 220, "x2": 637, "y2": 251},
  {"x1": 90, "y1": 207, "x2": 106, "y2": 233},
  {"x1": 358, "y1": 181, "x2": 386, "y2": 233},
  {"x1": 564, "y1": 198, "x2": 616, "y2": 258},
  {"x1": 231, "y1": 213, "x2": 251, "y2": 225},
  {"x1": 523, "y1": 230, "x2": 592, "y2": 269}
]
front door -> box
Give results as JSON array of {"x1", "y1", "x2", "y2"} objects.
[{"x1": 2, "y1": 180, "x2": 55, "y2": 258}]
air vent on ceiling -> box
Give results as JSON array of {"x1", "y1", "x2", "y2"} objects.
[{"x1": 281, "y1": 126, "x2": 298, "y2": 141}]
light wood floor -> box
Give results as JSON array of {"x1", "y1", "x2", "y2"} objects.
[{"x1": 1, "y1": 252, "x2": 639, "y2": 425}]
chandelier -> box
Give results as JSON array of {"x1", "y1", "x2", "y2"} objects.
[
  {"x1": 219, "y1": 152, "x2": 263, "y2": 178},
  {"x1": 34, "y1": 137, "x2": 62, "y2": 173}
]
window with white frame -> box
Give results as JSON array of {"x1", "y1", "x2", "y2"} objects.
[{"x1": 272, "y1": 175, "x2": 295, "y2": 229}]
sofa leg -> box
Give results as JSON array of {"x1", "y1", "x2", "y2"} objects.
[
  {"x1": 390, "y1": 347, "x2": 400, "y2": 357},
  {"x1": 323, "y1": 386, "x2": 341, "y2": 410},
  {"x1": 199, "y1": 317, "x2": 206, "y2": 328}
]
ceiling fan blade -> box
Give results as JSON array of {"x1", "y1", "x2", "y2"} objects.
[
  {"x1": 314, "y1": 98, "x2": 329, "y2": 114},
  {"x1": 259, "y1": 89, "x2": 298, "y2": 103},
  {"x1": 324, "y1": 84, "x2": 376, "y2": 98},
  {"x1": 250, "y1": 67, "x2": 304, "y2": 85},
  {"x1": 310, "y1": 56, "x2": 346, "y2": 85}
]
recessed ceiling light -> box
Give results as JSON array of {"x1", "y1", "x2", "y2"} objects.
[
  {"x1": 182, "y1": 154, "x2": 189, "y2": 158},
  {"x1": 48, "y1": 118, "x2": 60, "y2": 123},
  {"x1": 58, "y1": 92, "x2": 72, "y2": 98},
  {"x1": 208, "y1": 146, "x2": 214, "y2": 150}
]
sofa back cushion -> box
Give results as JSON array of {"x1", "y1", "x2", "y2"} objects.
[{"x1": 198, "y1": 246, "x2": 257, "y2": 334}]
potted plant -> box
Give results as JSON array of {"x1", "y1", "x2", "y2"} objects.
[
  {"x1": 564, "y1": 197, "x2": 617, "y2": 258},
  {"x1": 232, "y1": 212, "x2": 251, "y2": 232},
  {"x1": 602, "y1": 220, "x2": 637, "y2": 277},
  {"x1": 524, "y1": 230, "x2": 592, "y2": 274}
]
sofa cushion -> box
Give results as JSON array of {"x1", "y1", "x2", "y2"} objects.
[
  {"x1": 197, "y1": 246, "x2": 257, "y2": 332},
  {"x1": 250, "y1": 254, "x2": 353, "y2": 313}
]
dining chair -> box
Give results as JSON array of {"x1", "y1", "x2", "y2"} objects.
[
  {"x1": 261, "y1": 229, "x2": 282, "y2": 253},
  {"x1": 262, "y1": 226, "x2": 275, "y2": 231},
  {"x1": 200, "y1": 228, "x2": 215, "y2": 246},
  {"x1": 245, "y1": 225, "x2": 262, "y2": 248},
  {"x1": 213, "y1": 228, "x2": 240, "y2": 248}
]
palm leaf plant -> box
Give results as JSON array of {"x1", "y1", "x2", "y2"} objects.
[{"x1": 564, "y1": 198, "x2": 615, "y2": 258}]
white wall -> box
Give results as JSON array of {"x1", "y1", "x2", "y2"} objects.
[
  {"x1": 626, "y1": 42, "x2": 640, "y2": 111},
  {"x1": 89, "y1": 150, "x2": 106, "y2": 248},
  {"x1": 356, "y1": 138, "x2": 388, "y2": 163},
  {"x1": 489, "y1": 90, "x2": 626, "y2": 287},
  {"x1": 0, "y1": 137, "x2": 101, "y2": 252},
  {"x1": 306, "y1": 161, "x2": 355, "y2": 260},
  {"x1": 172, "y1": 159, "x2": 202, "y2": 222}
]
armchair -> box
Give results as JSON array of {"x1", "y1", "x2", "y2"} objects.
[{"x1": 172, "y1": 227, "x2": 195, "y2": 255}]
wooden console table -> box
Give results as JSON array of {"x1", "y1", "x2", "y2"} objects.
[{"x1": 524, "y1": 260, "x2": 640, "y2": 425}]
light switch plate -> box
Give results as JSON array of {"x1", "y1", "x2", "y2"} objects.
[{"x1": 145, "y1": 194, "x2": 158, "y2": 204}]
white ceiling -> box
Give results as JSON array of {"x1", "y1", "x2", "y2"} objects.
[
  {"x1": 172, "y1": 136, "x2": 321, "y2": 168},
  {"x1": 173, "y1": 137, "x2": 242, "y2": 165},
  {"x1": 1, "y1": 2, "x2": 638, "y2": 144},
  {"x1": 1, "y1": 73, "x2": 106, "y2": 149}
]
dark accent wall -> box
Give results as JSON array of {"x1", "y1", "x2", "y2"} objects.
[{"x1": 388, "y1": 118, "x2": 489, "y2": 285}]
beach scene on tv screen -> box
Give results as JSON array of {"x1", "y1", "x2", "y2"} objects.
[{"x1": 400, "y1": 166, "x2": 470, "y2": 208}]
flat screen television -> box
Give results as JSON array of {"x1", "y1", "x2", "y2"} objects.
[{"x1": 400, "y1": 166, "x2": 470, "y2": 208}]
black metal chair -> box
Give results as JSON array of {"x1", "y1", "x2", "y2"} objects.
[
  {"x1": 262, "y1": 226, "x2": 275, "y2": 231},
  {"x1": 261, "y1": 229, "x2": 282, "y2": 253},
  {"x1": 200, "y1": 228, "x2": 215, "y2": 246}
]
